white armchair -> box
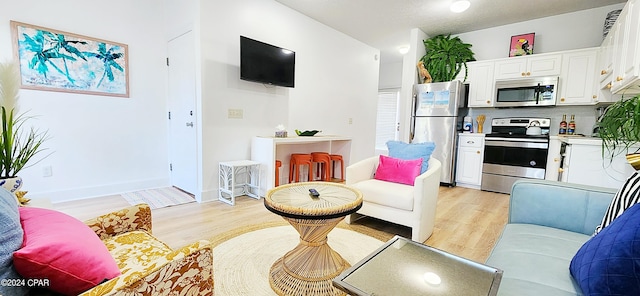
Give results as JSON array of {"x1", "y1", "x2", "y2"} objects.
[{"x1": 345, "y1": 156, "x2": 442, "y2": 243}]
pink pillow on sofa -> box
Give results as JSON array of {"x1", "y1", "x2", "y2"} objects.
[
  {"x1": 374, "y1": 155, "x2": 423, "y2": 185},
  {"x1": 13, "y1": 207, "x2": 120, "y2": 295}
]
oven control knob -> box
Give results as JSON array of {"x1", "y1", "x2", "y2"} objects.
[{"x1": 530, "y1": 160, "x2": 537, "y2": 166}]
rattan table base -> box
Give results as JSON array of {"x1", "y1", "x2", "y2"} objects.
[{"x1": 269, "y1": 217, "x2": 349, "y2": 296}]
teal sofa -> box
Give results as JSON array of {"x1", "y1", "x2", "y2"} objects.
[{"x1": 486, "y1": 179, "x2": 618, "y2": 296}]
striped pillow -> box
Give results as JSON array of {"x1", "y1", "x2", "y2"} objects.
[{"x1": 595, "y1": 171, "x2": 640, "y2": 234}]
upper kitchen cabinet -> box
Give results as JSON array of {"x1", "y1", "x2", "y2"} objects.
[
  {"x1": 610, "y1": 0, "x2": 640, "y2": 94},
  {"x1": 467, "y1": 61, "x2": 495, "y2": 107},
  {"x1": 557, "y1": 48, "x2": 598, "y2": 105},
  {"x1": 598, "y1": 30, "x2": 615, "y2": 92},
  {"x1": 494, "y1": 53, "x2": 562, "y2": 80}
]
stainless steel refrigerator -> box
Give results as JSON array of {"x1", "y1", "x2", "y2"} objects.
[{"x1": 410, "y1": 80, "x2": 467, "y2": 185}]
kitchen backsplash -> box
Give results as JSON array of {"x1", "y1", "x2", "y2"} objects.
[{"x1": 468, "y1": 105, "x2": 598, "y2": 136}]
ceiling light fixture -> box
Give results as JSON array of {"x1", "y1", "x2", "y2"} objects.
[
  {"x1": 450, "y1": 0, "x2": 470, "y2": 13},
  {"x1": 398, "y1": 45, "x2": 410, "y2": 55}
]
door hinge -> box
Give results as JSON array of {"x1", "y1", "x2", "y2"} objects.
[
  {"x1": 168, "y1": 111, "x2": 171, "y2": 120},
  {"x1": 169, "y1": 163, "x2": 173, "y2": 171},
  {"x1": 166, "y1": 57, "x2": 169, "y2": 66}
]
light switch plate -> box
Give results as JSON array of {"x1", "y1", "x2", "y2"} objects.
[{"x1": 228, "y1": 109, "x2": 243, "y2": 119}]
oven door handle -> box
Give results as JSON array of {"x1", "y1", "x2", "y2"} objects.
[{"x1": 485, "y1": 140, "x2": 549, "y2": 149}]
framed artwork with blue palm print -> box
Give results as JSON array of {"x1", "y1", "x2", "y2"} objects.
[{"x1": 10, "y1": 21, "x2": 129, "y2": 98}]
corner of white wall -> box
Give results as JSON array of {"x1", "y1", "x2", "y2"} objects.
[{"x1": 398, "y1": 28, "x2": 429, "y2": 142}]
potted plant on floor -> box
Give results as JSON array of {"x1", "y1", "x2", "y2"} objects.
[
  {"x1": 0, "y1": 61, "x2": 50, "y2": 192},
  {"x1": 419, "y1": 34, "x2": 475, "y2": 83},
  {"x1": 597, "y1": 94, "x2": 640, "y2": 170}
]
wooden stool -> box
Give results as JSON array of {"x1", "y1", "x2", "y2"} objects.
[
  {"x1": 330, "y1": 154, "x2": 344, "y2": 181},
  {"x1": 275, "y1": 160, "x2": 282, "y2": 187},
  {"x1": 289, "y1": 154, "x2": 312, "y2": 183},
  {"x1": 311, "y1": 152, "x2": 332, "y2": 181}
]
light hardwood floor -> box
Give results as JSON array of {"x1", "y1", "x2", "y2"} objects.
[{"x1": 53, "y1": 185, "x2": 509, "y2": 263}]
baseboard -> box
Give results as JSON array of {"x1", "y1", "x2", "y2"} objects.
[
  {"x1": 456, "y1": 182, "x2": 481, "y2": 190},
  {"x1": 28, "y1": 177, "x2": 170, "y2": 203},
  {"x1": 200, "y1": 188, "x2": 218, "y2": 203}
]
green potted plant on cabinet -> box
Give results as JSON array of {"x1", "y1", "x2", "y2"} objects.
[
  {"x1": 597, "y1": 95, "x2": 640, "y2": 170},
  {"x1": 0, "y1": 61, "x2": 50, "y2": 192},
  {"x1": 419, "y1": 34, "x2": 475, "y2": 83}
]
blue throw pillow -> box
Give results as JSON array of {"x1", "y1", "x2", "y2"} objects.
[
  {"x1": 569, "y1": 203, "x2": 640, "y2": 296},
  {"x1": 386, "y1": 141, "x2": 436, "y2": 174}
]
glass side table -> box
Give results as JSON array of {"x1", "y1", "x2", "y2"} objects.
[
  {"x1": 333, "y1": 235, "x2": 503, "y2": 296},
  {"x1": 264, "y1": 181, "x2": 363, "y2": 296}
]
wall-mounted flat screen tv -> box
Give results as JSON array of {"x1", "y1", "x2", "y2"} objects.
[{"x1": 240, "y1": 36, "x2": 295, "y2": 88}]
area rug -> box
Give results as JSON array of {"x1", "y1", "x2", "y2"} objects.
[
  {"x1": 211, "y1": 221, "x2": 386, "y2": 296},
  {"x1": 120, "y1": 187, "x2": 195, "y2": 209}
]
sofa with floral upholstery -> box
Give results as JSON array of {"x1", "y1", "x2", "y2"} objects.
[{"x1": 0, "y1": 188, "x2": 213, "y2": 296}]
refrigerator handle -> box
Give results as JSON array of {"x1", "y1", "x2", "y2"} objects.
[
  {"x1": 409, "y1": 92, "x2": 417, "y2": 143},
  {"x1": 411, "y1": 92, "x2": 418, "y2": 117}
]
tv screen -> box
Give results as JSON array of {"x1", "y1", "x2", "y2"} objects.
[{"x1": 240, "y1": 36, "x2": 295, "y2": 88}]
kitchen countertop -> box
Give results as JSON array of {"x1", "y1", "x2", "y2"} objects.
[
  {"x1": 554, "y1": 135, "x2": 602, "y2": 146},
  {"x1": 458, "y1": 132, "x2": 485, "y2": 137}
]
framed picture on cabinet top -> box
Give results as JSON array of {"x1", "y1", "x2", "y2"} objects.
[{"x1": 509, "y1": 33, "x2": 535, "y2": 57}]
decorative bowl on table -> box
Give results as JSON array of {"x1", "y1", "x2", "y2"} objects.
[{"x1": 295, "y1": 130, "x2": 321, "y2": 136}]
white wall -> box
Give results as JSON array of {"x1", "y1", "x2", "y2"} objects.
[
  {"x1": 457, "y1": 4, "x2": 625, "y2": 60},
  {"x1": 0, "y1": 0, "x2": 378, "y2": 203},
  {"x1": 0, "y1": 1, "x2": 169, "y2": 202},
  {"x1": 379, "y1": 62, "x2": 403, "y2": 89},
  {"x1": 196, "y1": 0, "x2": 380, "y2": 200}
]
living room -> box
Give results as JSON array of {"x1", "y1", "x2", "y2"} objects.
[
  {"x1": 1, "y1": 0, "x2": 639, "y2": 295},
  {"x1": 0, "y1": 0, "x2": 628, "y2": 204}
]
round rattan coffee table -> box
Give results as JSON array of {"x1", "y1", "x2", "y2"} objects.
[{"x1": 264, "y1": 181, "x2": 363, "y2": 296}]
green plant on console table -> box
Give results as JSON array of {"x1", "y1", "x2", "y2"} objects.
[
  {"x1": 598, "y1": 94, "x2": 640, "y2": 163},
  {"x1": 0, "y1": 61, "x2": 50, "y2": 179},
  {"x1": 420, "y1": 34, "x2": 475, "y2": 83}
]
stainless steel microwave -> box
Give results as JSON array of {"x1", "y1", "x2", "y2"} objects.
[{"x1": 494, "y1": 77, "x2": 558, "y2": 107}]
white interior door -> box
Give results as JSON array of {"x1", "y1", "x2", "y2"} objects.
[{"x1": 168, "y1": 31, "x2": 198, "y2": 194}]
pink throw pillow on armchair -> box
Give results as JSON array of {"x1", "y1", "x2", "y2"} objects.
[
  {"x1": 13, "y1": 207, "x2": 121, "y2": 295},
  {"x1": 374, "y1": 155, "x2": 423, "y2": 185}
]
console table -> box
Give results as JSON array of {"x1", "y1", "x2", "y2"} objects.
[{"x1": 251, "y1": 135, "x2": 352, "y2": 196}]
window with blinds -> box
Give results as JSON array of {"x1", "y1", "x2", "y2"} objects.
[{"x1": 375, "y1": 90, "x2": 400, "y2": 151}]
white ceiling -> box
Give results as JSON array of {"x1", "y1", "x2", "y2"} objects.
[{"x1": 275, "y1": 0, "x2": 626, "y2": 62}]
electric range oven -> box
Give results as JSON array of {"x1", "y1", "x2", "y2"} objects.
[{"x1": 481, "y1": 117, "x2": 551, "y2": 194}]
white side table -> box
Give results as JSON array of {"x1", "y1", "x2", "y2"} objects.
[{"x1": 219, "y1": 160, "x2": 261, "y2": 205}]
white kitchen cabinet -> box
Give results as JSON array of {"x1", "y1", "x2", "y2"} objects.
[
  {"x1": 467, "y1": 61, "x2": 494, "y2": 107},
  {"x1": 456, "y1": 134, "x2": 484, "y2": 188},
  {"x1": 557, "y1": 48, "x2": 598, "y2": 105},
  {"x1": 494, "y1": 54, "x2": 562, "y2": 80},
  {"x1": 611, "y1": 0, "x2": 640, "y2": 94},
  {"x1": 598, "y1": 31, "x2": 615, "y2": 92},
  {"x1": 545, "y1": 136, "x2": 562, "y2": 181},
  {"x1": 560, "y1": 137, "x2": 636, "y2": 190}
]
